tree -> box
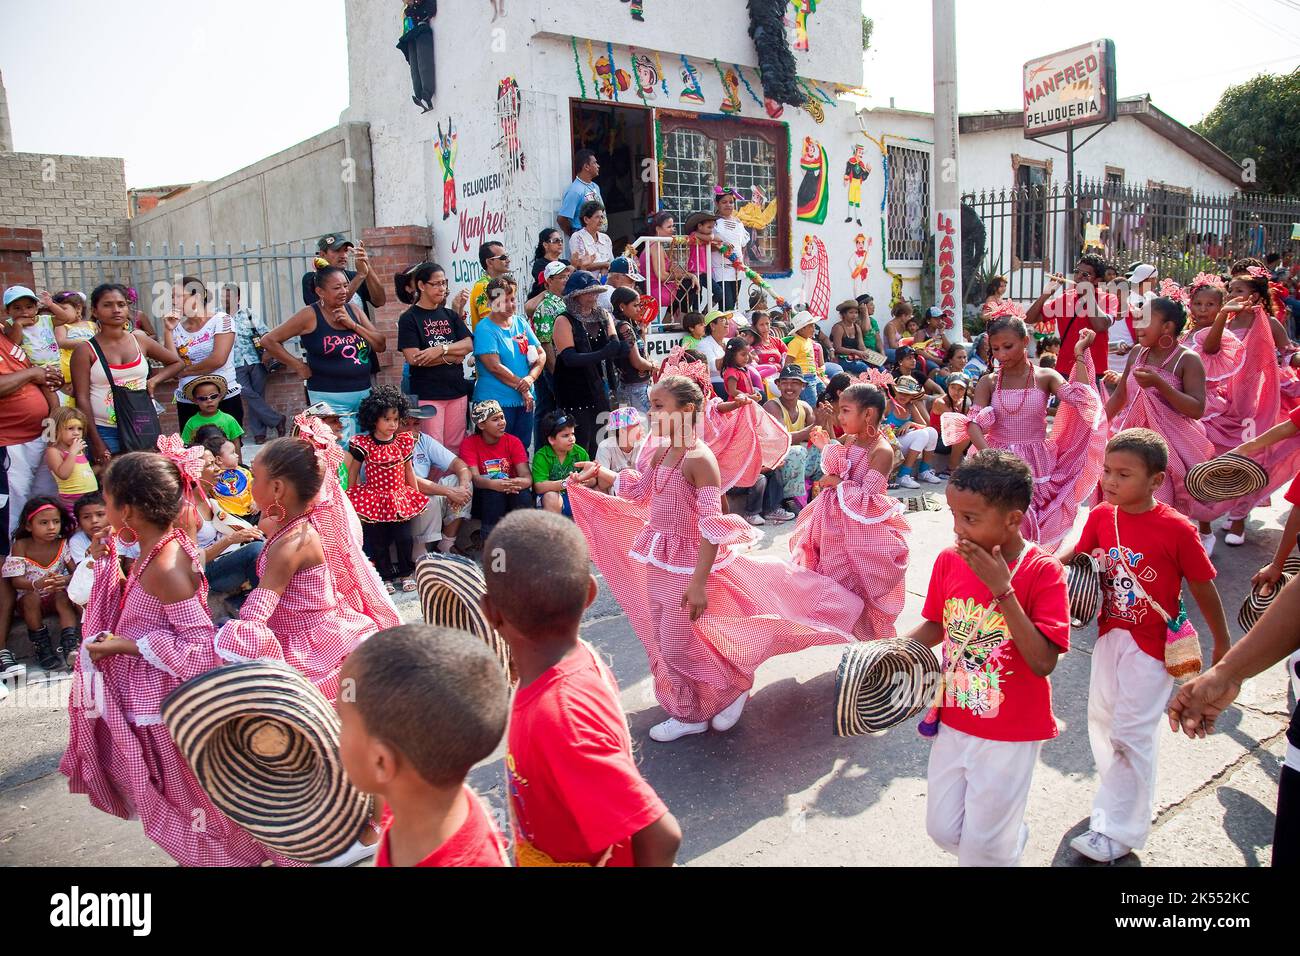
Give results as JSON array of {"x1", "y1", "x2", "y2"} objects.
[
  {"x1": 862, "y1": 16, "x2": 874, "y2": 51},
  {"x1": 1193, "y1": 70, "x2": 1300, "y2": 196}
]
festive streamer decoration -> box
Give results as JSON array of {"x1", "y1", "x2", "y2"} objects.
[
  {"x1": 679, "y1": 55, "x2": 705, "y2": 104},
  {"x1": 606, "y1": 41, "x2": 621, "y2": 102},
  {"x1": 586, "y1": 40, "x2": 601, "y2": 96},
  {"x1": 796, "y1": 136, "x2": 829, "y2": 224},
  {"x1": 713, "y1": 59, "x2": 743, "y2": 114},
  {"x1": 570, "y1": 36, "x2": 588, "y2": 99},
  {"x1": 747, "y1": 0, "x2": 807, "y2": 114},
  {"x1": 653, "y1": 51, "x2": 670, "y2": 98},
  {"x1": 797, "y1": 79, "x2": 825, "y2": 123},
  {"x1": 734, "y1": 63, "x2": 764, "y2": 108},
  {"x1": 719, "y1": 242, "x2": 787, "y2": 306}
]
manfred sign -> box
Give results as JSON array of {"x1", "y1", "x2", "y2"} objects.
[{"x1": 1023, "y1": 39, "x2": 1117, "y2": 137}]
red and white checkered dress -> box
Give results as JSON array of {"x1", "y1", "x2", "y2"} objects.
[
  {"x1": 1110, "y1": 347, "x2": 1216, "y2": 521},
  {"x1": 59, "y1": 531, "x2": 300, "y2": 866},
  {"x1": 789, "y1": 440, "x2": 910, "y2": 641},
  {"x1": 942, "y1": 354, "x2": 1105, "y2": 550},
  {"x1": 568, "y1": 455, "x2": 863, "y2": 723},
  {"x1": 216, "y1": 510, "x2": 396, "y2": 702}
]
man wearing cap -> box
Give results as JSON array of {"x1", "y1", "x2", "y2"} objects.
[
  {"x1": 1108, "y1": 263, "x2": 1158, "y2": 376},
  {"x1": 599, "y1": 256, "x2": 645, "y2": 312},
  {"x1": 1, "y1": 286, "x2": 61, "y2": 539},
  {"x1": 301, "y1": 234, "x2": 387, "y2": 315},
  {"x1": 400, "y1": 406, "x2": 474, "y2": 559},
  {"x1": 1026, "y1": 253, "x2": 1116, "y2": 381}
]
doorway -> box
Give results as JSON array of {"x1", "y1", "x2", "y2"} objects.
[{"x1": 569, "y1": 101, "x2": 655, "y2": 256}]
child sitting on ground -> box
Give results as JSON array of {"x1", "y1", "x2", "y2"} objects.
[
  {"x1": 482, "y1": 510, "x2": 681, "y2": 866},
  {"x1": 1057, "y1": 428, "x2": 1230, "y2": 863},
  {"x1": 532, "y1": 411, "x2": 593, "y2": 517},
  {"x1": 3, "y1": 497, "x2": 79, "y2": 670},
  {"x1": 595, "y1": 406, "x2": 645, "y2": 473},
  {"x1": 904, "y1": 450, "x2": 1070, "y2": 866},
  {"x1": 204, "y1": 435, "x2": 255, "y2": 519},
  {"x1": 338, "y1": 623, "x2": 511, "y2": 867},
  {"x1": 43, "y1": 407, "x2": 97, "y2": 515},
  {"x1": 460, "y1": 400, "x2": 534, "y2": 540},
  {"x1": 67, "y1": 491, "x2": 139, "y2": 606}
]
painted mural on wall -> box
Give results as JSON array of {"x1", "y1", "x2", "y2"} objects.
[
  {"x1": 679, "y1": 55, "x2": 705, "y2": 104},
  {"x1": 436, "y1": 118, "x2": 458, "y2": 221},
  {"x1": 796, "y1": 136, "x2": 829, "y2": 225},
  {"x1": 490, "y1": 0, "x2": 506, "y2": 20},
  {"x1": 788, "y1": 0, "x2": 820, "y2": 52},
  {"x1": 849, "y1": 233, "x2": 872, "y2": 296},
  {"x1": 800, "y1": 235, "x2": 831, "y2": 318},
  {"x1": 843, "y1": 144, "x2": 870, "y2": 225},
  {"x1": 496, "y1": 77, "x2": 525, "y2": 172},
  {"x1": 619, "y1": 0, "x2": 646, "y2": 20}
]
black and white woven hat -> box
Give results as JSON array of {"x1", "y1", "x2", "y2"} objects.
[
  {"x1": 1186, "y1": 453, "x2": 1269, "y2": 503},
  {"x1": 160, "y1": 661, "x2": 372, "y2": 863},
  {"x1": 834, "y1": 638, "x2": 940, "y2": 736},
  {"x1": 1237, "y1": 553, "x2": 1300, "y2": 632},
  {"x1": 1066, "y1": 553, "x2": 1102, "y2": 627},
  {"x1": 415, "y1": 553, "x2": 512, "y2": 678}
]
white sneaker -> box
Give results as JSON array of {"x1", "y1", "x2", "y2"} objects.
[
  {"x1": 762, "y1": 508, "x2": 796, "y2": 523},
  {"x1": 1200, "y1": 532, "x2": 1216, "y2": 557},
  {"x1": 0, "y1": 650, "x2": 26, "y2": 679},
  {"x1": 1224, "y1": 531, "x2": 1246, "y2": 547},
  {"x1": 316, "y1": 837, "x2": 378, "y2": 867},
  {"x1": 920, "y1": 470, "x2": 943, "y2": 484},
  {"x1": 744, "y1": 513, "x2": 766, "y2": 526},
  {"x1": 1070, "y1": 829, "x2": 1132, "y2": 863},
  {"x1": 649, "y1": 717, "x2": 709, "y2": 742},
  {"x1": 710, "y1": 692, "x2": 748, "y2": 732},
  {"x1": 898, "y1": 475, "x2": 921, "y2": 489}
]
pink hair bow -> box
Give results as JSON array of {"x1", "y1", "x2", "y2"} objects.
[
  {"x1": 1158, "y1": 278, "x2": 1190, "y2": 307},
  {"x1": 156, "y1": 433, "x2": 206, "y2": 489},
  {"x1": 985, "y1": 299, "x2": 1027, "y2": 320},
  {"x1": 1246, "y1": 265, "x2": 1271, "y2": 280},
  {"x1": 1189, "y1": 272, "x2": 1226, "y2": 294},
  {"x1": 858, "y1": 368, "x2": 895, "y2": 389},
  {"x1": 659, "y1": 346, "x2": 714, "y2": 395},
  {"x1": 294, "y1": 411, "x2": 345, "y2": 477}
]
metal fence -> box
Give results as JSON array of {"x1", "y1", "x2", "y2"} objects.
[
  {"x1": 29, "y1": 239, "x2": 326, "y2": 334},
  {"x1": 963, "y1": 178, "x2": 1300, "y2": 303}
]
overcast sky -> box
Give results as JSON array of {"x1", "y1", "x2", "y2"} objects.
[{"x1": 1, "y1": 0, "x2": 1297, "y2": 188}]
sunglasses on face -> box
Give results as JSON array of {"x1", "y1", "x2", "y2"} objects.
[
  {"x1": 487, "y1": 254, "x2": 510, "y2": 262},
  {"x1": 545, "y1": 237, "x2": 564, "y2": 244},
  {"x1": 195, "y1": 392, "x2": 220, "y2": 402}
]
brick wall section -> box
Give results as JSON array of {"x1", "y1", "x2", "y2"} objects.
[
  {"x1": 0, "y1": 227, "x2": 41, "y2": 290},
  {"x1": 361, "y1": 225, "x2": 433, "y2": 391}
]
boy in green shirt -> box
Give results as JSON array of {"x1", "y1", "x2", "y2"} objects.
[
  {"x1": 180, "y1": 375, "x2": 245, "y2": 454},
  {"x1": 532, "y1": 411, "x2": 594, "y2": 518}
]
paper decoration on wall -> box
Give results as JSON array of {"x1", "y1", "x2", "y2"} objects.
[
  {"x1": 653, "y1": 51, "x2": 670, "y2": 97},
  {"x1": 679, "y1": 55, "x2": 705, "y2": 104},
  {"x1": 620, "y1": 0, "x2": 646, "y2": 19},
  {"x1": 789, "y1": 0, "x2": 819, "y2": 52},
  {"x1": 736, "y1": 187, "x2": 778, "y2": 232},
  {"x1": 570, "y1": 37, "x2": 588, "y2": 98},
  {"x1": 435, "y1": 118, "x2": 458, "y2": 221},
  {"x1": 843, "y1": 144, "x2": 871, "y2": 225},
  {"x1": 747, "y1": 0, "x2": 807, "y2": 116},
  {"x1": 796, "y1": 136, "x2": 829, "y2": 225},
  {"x1": 497, "y1": 77, "x2": 525, "y2": 171},
  {"x1": 849, "y1": 233, "x2": 873, "y2": 296},
  {"x1": 802, "y1": 97, "x2": 824, "y2": 124},
  {"x1": 632, "y1": 51, "x2": 658, "y2": 102},
  {"x1": 490, "y1": 0, "x2": 506, "y2": 21},
  {"x1": 714, "y1": 60, "x2": 743, "y2": 115},
  {"x1": 800, "y1": 235, "x2": 831, "y2": 319},
  {"x1": 734, "y1": 65, "x2": 764, "y2": 109}
]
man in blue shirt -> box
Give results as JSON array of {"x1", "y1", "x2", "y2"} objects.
[
  {"x1": 402, "y1": 407, "x2": 474, "y2": 557},
  {"x1": 557, "y1": 149, "x2": 603, "y2": 234}
]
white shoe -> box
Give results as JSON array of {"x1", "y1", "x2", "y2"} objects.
[
  {"x1": 710, "y1": 692, "x2": 748, "y2": 732},
  {"x1": 1070, "y1": 829, "x2": 1132, "y2": 863},
  {"x1": 744, "y1": 513, "x2": 766, "y2": 526},
  {"x1": 316, "y1": 837, "x2": 378, "y2": 867},
  {"x1": 649, "y1": 717, "x2": 709, "y2": 742},
  {"x1": 762, "y1": 508, "x2": 796, "y2": 523},
  {"x1": 1224, "y1": 531, "x2": 1246, "y2": 547},
  {"x1": 1200, "y1": 533, "x2": 1216, "y2": 557},
  {"x1": 898, "y1": 475, "x2": 921, "y2": 489},
  {"x1": 920, "y1": 470, "x2": 943, "y2": 484}
]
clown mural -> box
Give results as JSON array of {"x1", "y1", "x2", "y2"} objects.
[
  {"x1": 843, "y1": 145, "x2": 871, "y2": 225},
  {"x1": 435, "y1": 118, "x2": 458, "y2": 221},
  {"x1": 849, "y1": 233, "x2": 872, "y2": 297}
]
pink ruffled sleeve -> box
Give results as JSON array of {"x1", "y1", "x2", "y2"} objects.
[
  {"x1": 613, "y1": 467, "x2": 653, "y2": 504},
  {"x1": 214, "y1": 589, "x2": 288, "y2": 666},
  {"x1": 134, "y1": 596, "x2": 222, "y2": 682},
  {"x1": 695, "y1": 485, "x2": 761, "y2": 547},
  {"x1": 940, "y1": 406, "x2": 995, "y2": 446},
  {"x1": 1056, "y1": 351, "x2": 1103, "y2": 427},
  {"x1": 819, "y1": 441, "x2": 850, "y2": 479}
]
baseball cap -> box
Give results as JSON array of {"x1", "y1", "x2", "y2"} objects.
[
  {"x1": 401, "y1": 405, "x2": 437, "y2": 420},
  {"x1": 3, "y1": 286, "x2": 38, "y2": 308},
  {"x1": 926, "y1": 305, "x2": 945, "y2": 319},
  {"x1": 542, "y1": 260, "x2": 571, "y2": 280},
  {"x1": 316, "y1": 233, "x2": 355, "y2": 253},
  {"x1": 1127, "y1": 263, "x2": 1157, "y2": 285},
  {"x1": 608, "y1": 256, "x2": 646, "y2": 282}
]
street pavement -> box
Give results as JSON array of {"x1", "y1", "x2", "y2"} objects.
[{"x1": 0, "y1": 484, "x2": 1293, "y2": 867}]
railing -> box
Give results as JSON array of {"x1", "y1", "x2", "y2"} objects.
[
  {"x1": 962, "y1": 178, "x2": 1300, "y2": 304},
  {"x1": 629, "y1": 234, "x2": 719, "y2": 331}
]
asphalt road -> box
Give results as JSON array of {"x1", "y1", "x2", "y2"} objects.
[{"x1": 0, "y1": 485, "x2": 1293, "y2": 867}]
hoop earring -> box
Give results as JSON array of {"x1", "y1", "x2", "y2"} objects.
[
  {"x1": 1158, "y1": 334, "x2": 1175, "y2": 350},
  {"x1": 264, "y1": 501, "x2": 287, "y2": 523},
  {"x1": 116, "y1": 524, "x2": 138, "y2": 546}
]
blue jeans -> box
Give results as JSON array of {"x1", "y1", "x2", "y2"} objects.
[
  {"x1": 307, "y1": 388, "x2": 370, "y2": 442},
  {"x1": 207, "y1": 540, "x2": 264, "y2": 595},
  {"x1": 500, "y1": 404, "x2": 535, "y2": 454},
  {"x1": 837, "y1": 359, "x2": 870, "y2": 375},
  {"x1": 99, "y1": 426, "x2": 121, "y2": 455},
  {"x1": 800, "y1": 374, "x2": 822, "y2": 406}
]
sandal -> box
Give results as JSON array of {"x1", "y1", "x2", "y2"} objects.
[
  {"x1": 383, "y1": 581, "x2": 396, "y2": 595},
  {"x1": 399, "y1": 578, "x2": 418, "y2": 593}
]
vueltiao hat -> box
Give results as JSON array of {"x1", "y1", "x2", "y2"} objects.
[
  {"x1": 415, "y1": 553, "x2": 512, "y2": 679},
  {"x1": 1066, "y1": 553, "x2": 1102, "y2": 627},
  {"x1": 1185, "y1": 453, "x2": 1269, "y2": 503},
  {"x1": 181, "y1": 374, "x2": 229, "y2": 403},
  {"x1": 834, "y1": 638, "x2": 940, "y2": 736},
  {"x1": 893, "y1": 375, "x2": 924, "y2": 396},
  {"x1": 160, "y1": 661, "x2": 373, "y2": 863},
  {"x1": 1237, "y1": 553, "x2": 1300, "y2": 632}
]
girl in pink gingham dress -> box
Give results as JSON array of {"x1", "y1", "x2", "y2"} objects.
[
  {"x1": 216, "y1": 419, "x2": 401, "y2": 702},
  {"x1": 790, "y1": 383, "x2": 909, "y2": 642},
  {"x1": 568, "y1": 372, "x2": 863, "y2": 743},
  {"x1": 59, "y1": 451, "x2": 299, "y2": 866},
  {"x1": 941, "y1": 309, "x2": 1106, "y2": 552}
]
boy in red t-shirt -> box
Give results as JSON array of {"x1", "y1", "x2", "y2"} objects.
[
  {"x1": 482, "y1": 510, "x2": 682, "y2": 866},
  {"x1": 338, "y1": 624, "x2": 511, "y2": 867},
  {"x1": 905, "y1": 450, "x2": 1069, "y2": 866},
  {"x1": 1059, "y1": 429, "x2": 1229, "y2": 863}
]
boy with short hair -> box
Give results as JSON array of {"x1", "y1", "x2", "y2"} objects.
[
  {"x1": 179, "y1": 375, "x2": 244, "y2": 453},
  {"x1": 482, "y1": 510, "x2": 681, "y2": 866},
  {"x1": 906, "y1": 449, "x2": 1070, "y2": 866},
  {"x1": 338, "y1": 623, "x2": 511, "y2": 867},
  {"x1": 1058, "y1": 428, "x2": 1229, "y2": 863}
]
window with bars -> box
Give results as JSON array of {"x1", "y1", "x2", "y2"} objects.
[
  {"x1": 1013, "y1": 157, "x2": 1051, "y2": 267},
  {"x1": 657, "y1": 112, "x2": 789, "y2": 272},
  {"x1": 885, "y1": 145, "x2": 931, "y2": 263}
]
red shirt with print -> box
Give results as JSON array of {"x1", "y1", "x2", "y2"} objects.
[
  {"x1": 1042, "y1": 288, "x2": 1118, "y2": 378},
  {"x1": 459, "y1": 432, "x2": 529, "y2": 482},
  {"x1": 507, "y1": 641, "x2": 668, "y2": 866},
  {"x1": 374, "y1": 787, "x2": 509, "y2": 867},
  {"x1": 1073, "y1": 502, "x2": 1216, "y2": 663},
  {"x1": 921, "y1": 545, "x2": 1070, "y2": 742}
]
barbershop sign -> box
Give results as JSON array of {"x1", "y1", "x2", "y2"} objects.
[{"x1": 1023, "y1": 39, "x2": 1117, "y2": 136}]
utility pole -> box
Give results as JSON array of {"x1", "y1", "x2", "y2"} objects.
[{"x1": 932, "y1": 0, "x2": 962, "y2": 344}]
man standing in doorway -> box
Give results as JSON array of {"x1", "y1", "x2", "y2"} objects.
[
  {"x1": 557, "y1": 149, "x2": 603, "y2": 235},
  {"x1": 1026, "y1": 252, "x2": 1115, "y2": 381},
  {"x1": 468, "y1": 241, "x2": 514, "y2": 330}
]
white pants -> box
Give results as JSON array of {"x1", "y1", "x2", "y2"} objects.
[
  {"x1": 409, "y1": 474, "x2": 472, "y2": 545},
  {"x1": 4, "y1": 437, "x2": 57, "y2": 536},
  {"x1": 898, "y1": 426, "x2": 938, "y2": 455},
  {"x1": 1087, "y1": 629, "x2": 1174, "y2": 849},
  {"x1": 927, "y1": 725, "x2": 1042, "y2": 866}
]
